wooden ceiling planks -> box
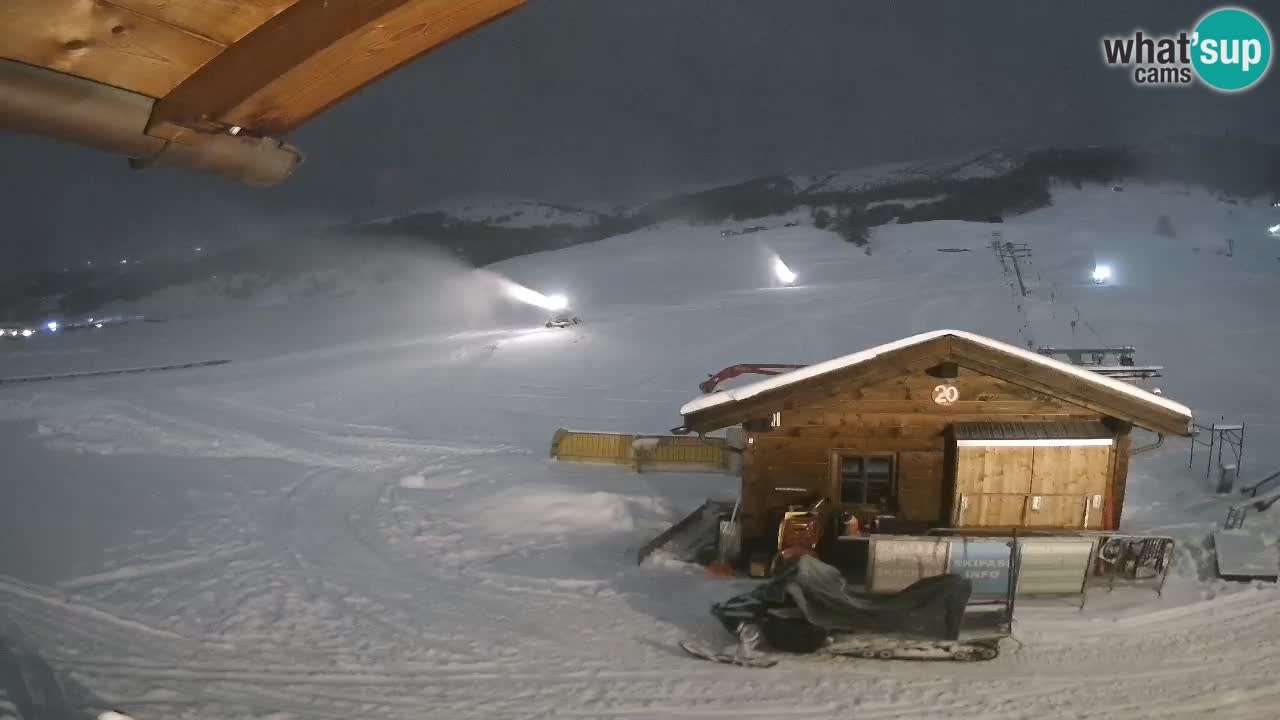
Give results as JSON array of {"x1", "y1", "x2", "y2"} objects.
[
  {"x1": 2, "y1": 0, "x2": 522, "y2": 143},
  {"x1": 0, "y1": 0, "x2": 224, "y2": 97},
  {"x1": 104, "y1": 0, "x2": 300, "y2": 46},
  {"x1": 149, "y1": 0, "x2": 524, "y2": 137}
]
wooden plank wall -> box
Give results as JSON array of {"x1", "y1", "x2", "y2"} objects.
[
  {"x1": 741, "y1": 365, "x2": 1106, "y2": 541},
  {"x1": 898, "y1": 451, "x2": 944, "y2": 523}
]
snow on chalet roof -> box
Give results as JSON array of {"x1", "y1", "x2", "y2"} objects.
[{"x1": 679, "y1": 329, "x2": 1193, "y2": 419}]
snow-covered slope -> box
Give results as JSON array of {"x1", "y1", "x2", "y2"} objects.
[
  {"x1": 368, "y1": 193, "x2": 609, "y2": 229},
  {"x1": 796, "y1": 148, "x2": 1023, "y2": 194},
  {"x1": 1, "y1": 183, "x2": 1279, "y2": 719}
]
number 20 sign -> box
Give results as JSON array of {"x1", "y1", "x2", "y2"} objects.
[{"x1": 932, "y1": 384, "x2": 960, "y2": 405}]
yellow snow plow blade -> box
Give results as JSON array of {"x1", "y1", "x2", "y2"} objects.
[{"x1": 550, "y1": 429, "x2": 729, "y2": 472}]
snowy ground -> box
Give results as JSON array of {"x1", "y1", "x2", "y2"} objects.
[{"x1": 2, "y1": 184, "x2": 1280, "y2": 718}]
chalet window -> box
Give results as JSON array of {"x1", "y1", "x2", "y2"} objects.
[{"x1": 837, "y1": 453, "x2": 896, "y2": 510}]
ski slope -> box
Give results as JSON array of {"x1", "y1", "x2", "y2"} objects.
[
  {"x1": 1, "y1": 184, "x2": 1280, "y2": 719},
  {"x1": 367, "y1": 193, "x2": 607, "y2": 228}
]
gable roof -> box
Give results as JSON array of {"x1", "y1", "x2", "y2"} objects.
[{"x1": 678, "y1": 329, "x2": 1193, "y2": 436}]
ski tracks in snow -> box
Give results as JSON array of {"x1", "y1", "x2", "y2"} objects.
[{"x1": 8, "y1": 545, "x2": 1280, "y2": 719}]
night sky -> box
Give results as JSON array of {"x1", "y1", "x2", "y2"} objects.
[{"x1": 1, "y1": 0, "x2": 1275, "y2": 265}]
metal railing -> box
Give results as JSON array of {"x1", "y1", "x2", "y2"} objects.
[{"x1": 1241, "y1": 469, "x2": 1280, "y2": 498}]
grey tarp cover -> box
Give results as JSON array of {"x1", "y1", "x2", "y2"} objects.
[{"x1": 731, "y1": 555, "x2": 972, "y2": 640}]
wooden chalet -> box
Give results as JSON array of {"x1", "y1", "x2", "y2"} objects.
[{"x1": 675, "y1": 330, "x2": 1194, "y2": 553}]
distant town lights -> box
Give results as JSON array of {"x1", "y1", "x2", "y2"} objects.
[
  {"x1": 1268, "y1": 223, "x2": 1280, "y2": 237},
  {"x1": 46, "y1": 321, "x2": 59, "y2": 332},
  {"x1": 20, "y1": 329, "x2": 33, "y2": 337}
]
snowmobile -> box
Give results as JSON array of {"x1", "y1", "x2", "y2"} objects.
[
  {"x1": 545, "y1": 309, "x2": 582, "y2": 328},
  {"x1": 681, "y1": 555, "x2": 1009, "y2": 666}
]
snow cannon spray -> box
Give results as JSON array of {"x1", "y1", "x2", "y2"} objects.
[
  {"x1": 502, "y1": 281, "x2": 567, "y2": 311},
  {"x1": 500, "y1": 279, "x2": 579, "y2": 328},
  {"x1": 772, "y1": 256, "x2": 798, "y2": 286}
]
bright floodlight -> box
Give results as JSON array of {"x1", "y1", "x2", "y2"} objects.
[
  {"x1": 20, "y1": 329, "x2": 33, "y2": 337},
  {"x1": 46, "y1": 321, "x2": 59, "y2": 332},
  {"x1": 1091, "y1": 265, "x2": 1112, "y2": 284},
  {"x1": 546, "y1": 293, "x2": 569, "y2": 311},
  {"x1": 94, "y1": 323, "x2": 104, "y2": 329},
  {"x1": 772, "y1": 256, "x2": 797, "y2": 285},
  {"x1": 1269, "y1": 224, "x2": 1280, "y2": 237}
]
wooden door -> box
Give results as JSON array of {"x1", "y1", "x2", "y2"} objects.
[
  {"x1": 956, "y1": 446, "x2": 1033, "y2": 495},
  {"x1": 955, "y1": 494, "x2": 1027, "y2": 528},
  {"x1": 953, "y1": 445, "x2": 1033, "y2": 527},
  {"x1": 1082, "y1": 492, "x2": 1107, "y2": 529},
  {"x1": 1023, "y1": 494, "x2": 1087, "y2": 528},
  {"x1": 1030, "y1": 446, "x2": 1112, "y2": 496}
]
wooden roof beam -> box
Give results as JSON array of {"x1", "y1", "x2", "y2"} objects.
[{"x1": 147, "y1": 0, "x2": 524, "y2": 141}]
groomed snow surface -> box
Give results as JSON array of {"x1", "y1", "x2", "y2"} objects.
[{"x1": 2, "y1": 184, "x2": 1280, "y2": 718}]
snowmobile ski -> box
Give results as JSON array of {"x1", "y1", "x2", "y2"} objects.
[
  {"x1": 821, "y1": 635, "x2": 1001, "y2": 662},
  {"x1": 678, "y1": 640, "x2": 778, "y2": 668}
]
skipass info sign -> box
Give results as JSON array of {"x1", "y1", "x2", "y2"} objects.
[
  {"x1": 1101, "y1": 6, "x2": 1272, "y2": 92},
  {"x1": 947, "y1": 539, "x2": 1015, "y2": 599},
  {"x1": 947, "y1": 538, "x2": 1095, "y2": 599}
]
